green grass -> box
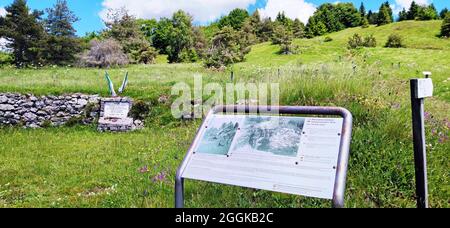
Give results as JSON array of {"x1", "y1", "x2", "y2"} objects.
[{"x1": 0, "y1": 21, "x2": 449, "y2": 208}]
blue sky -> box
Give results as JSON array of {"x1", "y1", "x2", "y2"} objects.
[{"x1": 0, "y1": 0, "x2": 448, "y2": 36}]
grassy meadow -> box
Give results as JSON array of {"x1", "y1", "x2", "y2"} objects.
[{"x1": 0, "y1": 20, "x2": 448, "y2": 208}]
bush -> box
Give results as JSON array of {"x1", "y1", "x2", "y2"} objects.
[
  {"x1": 324, "y1": 36, "x2": 333, "y2": 42},
  {"x1": 348, "y1": 34, "x2": 364, "y2": 49},
  {"x1": 0, "y1": 52, "x2": 13, "y2": 66},
  {"x1": 137, "y1": 46, "x2": 158, "y2": 64},
  {"x1": 363, "y1": 34, "x2": 377, "y2": 47},
  {"x1": 65, "y1": 116, "x2": 84, "y2": 127},
  {"x1": 385, "y1": 34, "x2": 405, "y2": 48},
  {"x1": 130, "y1": 100, "x2": 151, "y2": 120},
  {"x1": 348, "y1": 34, "x2": 377, "y2": 49},
  {"x1": 79, "y1": 39, "x2": 129, "y2": 68},
  {"x1": 441, "y1": 13, "x2": 450, "y2": 38},
  {"x1": 279, "y1": 43, "x2": 299, "y2": 55}
]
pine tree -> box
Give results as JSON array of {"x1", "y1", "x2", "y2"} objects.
[
  {"x1": 377, "y1": 3, "x2": 393, "y2": 26},
  {"x1": 441, "y1": 13, "x2": 450, "y2": 38},
  {"x1": 45, "y1": 0, "x2": 78, "y2": 37},
  {"x1": 104, "y1": 8, "x2": 156, "y2": 64},
  {"x1": 408, "y1": 1, "x2": 420, "y2": 20},
  {"x1": 399, "y1": 8, "x2": 408, "y2": 21},
  {"x1": 359, "y1": 2, "x2": 366, "y2": 18},
  {"x1": 0, "y1": 0, "x2": 46, "y2": 67},
  {"x1": 440, "y1": 8, "x2": 449, "y2": 19},
  {"x1": 43, "y1": 0, "x2": 81, "y2": 65},
  {"x1": 292, "y1": 19, "x2": 305, "y2": 38},
  {"x1": 367, "y1": 10, "x2": 378, "y2": 25}
]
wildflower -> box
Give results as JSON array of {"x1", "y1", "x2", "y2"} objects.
[
  {"x1": 139, "y1": 165, "x2": 149, "y2": 173},
  {"x1": 431, "y1": 129, "x2": 437, "y2": 135},
  {"x1": 152, "y1": 172, "x2": 167, "y2": 183},
  {"x1": 424, "y1": 112, "x2": 431, "y2": 121}
]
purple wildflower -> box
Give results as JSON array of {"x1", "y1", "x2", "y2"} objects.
[
  {"x1": 139, "y1": 166, "x2": 149, "y2": 173},
  {"x1": 152, "y1": 172, "x2": 167, "y2": 182},
  {"x1": 431, "y1": 129, "x2": 437, "y2": 135},
  {"x1": 438, "y1": 135, "x2": 448, "y2": 144},
  {"x1": 424, "y1": 112, "x2": 431, "y2": 121}
]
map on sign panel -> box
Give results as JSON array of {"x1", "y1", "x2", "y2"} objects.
[{"x1": 181, "y1": 114, "x2": 344, "y2": 200}]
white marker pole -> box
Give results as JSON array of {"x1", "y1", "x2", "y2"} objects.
[{"x1": 410, "y1": 72, "x2": 433, "y2": 208}]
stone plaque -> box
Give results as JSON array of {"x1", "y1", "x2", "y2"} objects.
[{"x1": 104, "y1": 102, "x2": 130, "y2": 119}]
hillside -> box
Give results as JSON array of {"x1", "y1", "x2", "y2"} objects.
[
  {"x1": 238, "y1": 20, "x2": 450, "y2": 101},
  {"x1": 0, "y1": 20, "x2": 448, "y2": 208}
]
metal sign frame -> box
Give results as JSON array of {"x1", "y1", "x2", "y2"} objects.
[{"x1": 175, "y1": 105, "x2": 353, "y2": 208}]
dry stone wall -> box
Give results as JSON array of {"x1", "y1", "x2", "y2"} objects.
[{"x1": 0, "y1": 93, "x2": 101, "y2": 128}]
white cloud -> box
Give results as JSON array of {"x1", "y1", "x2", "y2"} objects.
[
  {"x1": 258, "y1": 0, "x2": 316, "y2": 24},
  {"x1": 395, "y1": 0, "x2": 430, "y2": 9},
  {"x1": 100, "y1": 0, "x2": 256, "y2": 24},
  {"x1": 0, "y1": 7, "x2": 6, "y2": 17}
]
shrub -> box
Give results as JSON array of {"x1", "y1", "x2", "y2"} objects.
[
  {"x1": 385, "y1": 34, "x2": 405, "y2": 48},
  {"x1": 441, "y1": 13, "x2": 450, "y2": 38},
  {"x1": 79, "y1": 39, "x2": 129, "y2": 68},
  {"x1": 324, "y1": 36, "x2": 333, "y2": 42},
  {"x1": 40, "y1": 120, "x2": 52, "y2": 128},
  {"x1": 65, "y1": 116, "x2": 84, "y2": 127},
  {"x1": 272, "y1": 25, "x2": 297, "y2": 55},
  {"x1": 130, "y1": 100, "x2": 151, "y2": 120},
  {"x1": 279, "y1": 43, "x2": 299, "y2": 55},
  {"x1": 347, "y1": 34, "x2": 364, "y2": 49},
  {"x1": 363, "y1": 34, "x2": 377, "y2": 47},
  {"x1": 0, "y1": 52, "x2": 13, "y2": 66},
  {"x1": 137, "y1": 46, "x2": 158, "y2": 64},
  {"x1": 348, "y1": 34, "x2": 377, "y2": 49}
]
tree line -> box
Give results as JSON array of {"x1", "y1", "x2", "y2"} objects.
[{"x1": 0, "y1": 0, "x2": 449, "y2": 69}]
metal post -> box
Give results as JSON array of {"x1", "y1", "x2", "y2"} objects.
[
  {"x1": 175, "y1": 176, "x2": 184, "y2": 208},
  {"x1": 410, "y1": 79, "x2": 429, "y2": 208}
]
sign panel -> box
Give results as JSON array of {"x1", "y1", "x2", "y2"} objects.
[
  {"x1": 104, "y1": 102, "x2": 130, "y2": 119},
  {"x1": 180, "y1": 114, "x2": 343, "y2": 200},
  {"x1": 415, "y1": 78, "x2": 433, "y2": 99}
]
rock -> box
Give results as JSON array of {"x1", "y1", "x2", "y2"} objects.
[
  {"x1": 30, "y1": 108, "x2": 37, "y2": 113},
  {"x1": 23, "y1": 112, "x2": 37, "y2": 121},
  {"x1": 23, "y1": 101, "x2": 34, "y2": 108},
  {"x1": 0, "y1": 95, "x2": 7, "y2": 103},
  {"x1": 77, "y1": 99, "x2": 88, "y2": 106},
  {"x1": 27, "y1": 123, "x2": 40, "y2": 129},
  {"x1": 0, "y1": 104, "x2": 14, "y2": 111},
  {"x1": 37, "y1": 110, "x2": 47, "y2": 116},
  {"x1": 16, "y1": 108, "x2": 27, "y2": 115},
  {"x1": 133, "y1": 119, "x2": 144, "y2": 130},
  {"x1": 29, "y1": 96, "x2": 38, "y2": 102},
  {"x1": 5, "y1": 112, "x2": 14, "y2": 118},
  {"x1": 35, "y1": 101, "x2": 45, "y2": 109}
]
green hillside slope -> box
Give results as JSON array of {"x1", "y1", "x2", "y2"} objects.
[{"x1": 238, "y1": 20, "x2": 449, "y2": 101}]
